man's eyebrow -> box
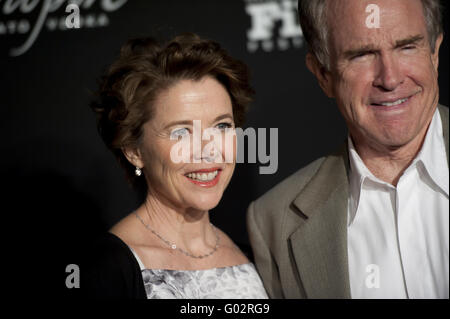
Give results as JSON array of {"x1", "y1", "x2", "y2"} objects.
[
  {"x1": 395, "y1": 35, "x2": 425, "y2": 48},
  {"x1": 342, "y1": 35, "x2": 425, "y2": 59}
]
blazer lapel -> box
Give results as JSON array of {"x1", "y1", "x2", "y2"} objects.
[
  {"x1": 438, "y1": 104, "x2": 449, "y2": 164},
  {"x1": 289, "y1": 146, "x2": 351, "y2": 298}
]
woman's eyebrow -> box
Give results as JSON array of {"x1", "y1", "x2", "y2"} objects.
[
  {"x1": 163, "y1": 120, "x2": 193, "y2": 130},
  {"x1": 163, "y1": 113, "x2": 234, "y2": 130},
  {"x1": 213, "y1": 113, "x2": 234, "y2": 122}
]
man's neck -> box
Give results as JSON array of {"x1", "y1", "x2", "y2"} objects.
[{"x1": 352, "y1": 124, "x2": 432, "y2": 186}]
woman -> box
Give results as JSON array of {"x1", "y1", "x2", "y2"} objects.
[{"x1": 85, "y1": 33, "x2": 268, "y2": 299}]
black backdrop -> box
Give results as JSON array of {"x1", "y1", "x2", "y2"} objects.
[{"x1": 1, "y1": 0, "x2": 448, "y2": 298}]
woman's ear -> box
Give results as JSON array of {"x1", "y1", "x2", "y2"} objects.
[
  {"x1": 122, "y1": 147, "x2": 144, "y2": 169},
  {"x1": 305, "y1": 52, "x2": 334, "y2": 98}
]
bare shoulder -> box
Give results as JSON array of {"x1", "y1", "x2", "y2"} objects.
[
  {"x1": 109, "y1": 212, "x2": 141, "y2": 243},
  {"x1": 109, "y1": 212, "x2": 162, "y2": 256},
  {"x1": 214, "y1": 227, "x2": 250, "y2": 266},
  {"x1": 109, "y1": 213, "x2": 178, "y2": 269}
]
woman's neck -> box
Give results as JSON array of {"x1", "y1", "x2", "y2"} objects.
[{"x1": 137, "y1": 193, "x2": 216, "y2": 255}]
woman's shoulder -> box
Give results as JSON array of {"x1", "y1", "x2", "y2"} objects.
[
  {"x1": 88, "y1": 232, "x2": 133, "y2": 262},
  {"x1": 81, "y1": 232, "x2": 146, "y2": 299},
  {"x1": 211, "y1": 227, "x2": 251, "y2": 266}
]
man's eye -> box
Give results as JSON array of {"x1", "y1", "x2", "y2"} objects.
[
  {"x1": 352, "y1": 52, "x2": 370, "y2": 60},
  {"x1": 170, "y1": 128, "x2": 190, "y2": 138},
  {"x1": 402, "y1": 45, "x2": 416, "y2": 51},
  {"x1": 216, "y1": 122, "x2": 233, "y2": 130}
]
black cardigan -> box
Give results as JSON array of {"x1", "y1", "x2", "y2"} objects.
[
  {"x1": 82, "y1": 232, "x2": 147, "y2": 299},
  {"x1": 81, "y1": 232, "x2": 254, "y2": 299}
]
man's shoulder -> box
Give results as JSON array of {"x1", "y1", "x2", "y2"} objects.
[
  {"x1": 438, "y1": 103, "x2": 448, "y2": 116},
  {"x1": 251, "y1": 156, "x2": 326, "y2": 214},
  {"x1": 249, "y1": 143, "x2": 348, "y2": 220}
]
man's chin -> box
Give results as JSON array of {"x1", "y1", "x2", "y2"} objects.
[{"x1": 369, "y1": 132, "x2": 421, "y2": 153}]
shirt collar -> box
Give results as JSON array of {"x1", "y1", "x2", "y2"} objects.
[
  {"x1": 347, "y1": 108, "x2": 449, "y2": 226},
  {"x1": 347, "y1": 135, "x2": 392, "y2": 225},
  {"x1": 412, "y1": 109, "x2": 449, "y2": 196}
]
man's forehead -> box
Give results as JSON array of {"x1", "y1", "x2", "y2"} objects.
[
  {"x1": 327, "y1": 0, "x2": 425, "y2": 29},
  {"x1": 326, "y1": 0, "x2": 428, "y2": 47}
]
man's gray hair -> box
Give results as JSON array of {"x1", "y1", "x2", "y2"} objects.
[{"x1": 297, "y1": 0, "x2": 444, "y2": 70}]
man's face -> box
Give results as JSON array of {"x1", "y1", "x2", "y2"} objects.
[{"x1": 320, "y1": 0, "x2": 442, "y2": 152}]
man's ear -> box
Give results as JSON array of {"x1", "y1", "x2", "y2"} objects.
[
  {"x1": 122, "y1": 147, "x2": 144, "y2": 169},
  {"x1": 305, "y1": 52, "x2": 334, "y2": 98},
  {"x1": 431, "y1": 33, "x2": 443, "y2": 72}
]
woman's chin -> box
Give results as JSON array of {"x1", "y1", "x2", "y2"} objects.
[{"x1": 186, "y1": 194, "x2": 223, "y2": 212}]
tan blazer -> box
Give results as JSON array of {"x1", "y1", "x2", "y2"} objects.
[{"x1": 247, "y1": 105, "x2": 449, "y2": 299}]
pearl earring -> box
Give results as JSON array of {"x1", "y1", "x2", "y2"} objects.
[{"x1": 135, "y1": 167, "x2": 142, "y2": 176}]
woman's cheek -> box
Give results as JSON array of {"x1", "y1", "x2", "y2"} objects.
[
  {"x1": 222, "y1": 128, "x2": 236, "y2": 164},
  {"x1": 168, "y1": 136, "x2": 193, "y2": 164}
]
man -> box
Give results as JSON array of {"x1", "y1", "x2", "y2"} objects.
[{"x1": 247, "y1": 0, "x2": 448, "y2": 298}]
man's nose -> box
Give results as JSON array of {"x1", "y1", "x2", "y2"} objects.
[{"x1": 373, "y1": 53, "x2": 404, "y2": 91}]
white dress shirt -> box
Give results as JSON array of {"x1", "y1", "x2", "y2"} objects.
[{"x1": 347, "y1": 109, "x2": 449, "y2": 299}]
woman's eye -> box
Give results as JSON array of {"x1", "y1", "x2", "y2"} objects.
[
  {"x1": 216, "y1": 122, "x2": 233, "y2": 130},
  {"x1": 170, "y1": 128, "x2": 190, "y2": 138}
]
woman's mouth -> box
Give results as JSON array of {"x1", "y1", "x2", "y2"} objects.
[{"x1": 184, "y1": 168, "x2": 222, "y2": 187}]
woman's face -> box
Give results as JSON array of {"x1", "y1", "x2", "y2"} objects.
[{"x1": 133, "y1": 76, "x2": 236, "y2": 212}]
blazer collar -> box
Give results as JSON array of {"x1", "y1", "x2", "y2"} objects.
[{"x1": 289, "y1": 145, "x2": 351, "y2": 298}]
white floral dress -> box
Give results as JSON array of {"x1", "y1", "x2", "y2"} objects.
[{"x1": 129, "y1": 248, "x2": 268, "y2": 299}]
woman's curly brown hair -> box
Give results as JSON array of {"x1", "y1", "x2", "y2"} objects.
[{"x1": 90, "y1": 33, "x2": 254, "y2": 190}]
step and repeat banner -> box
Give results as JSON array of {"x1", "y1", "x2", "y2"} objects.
[{"x1": 1, "y1": 0, "x2": 448, "y2": 297}]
